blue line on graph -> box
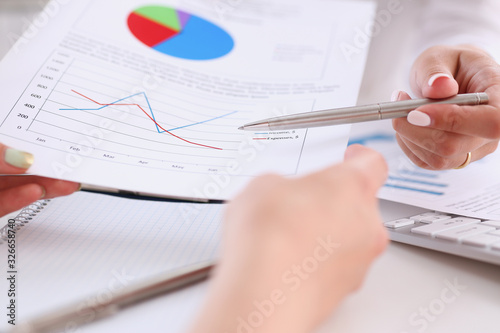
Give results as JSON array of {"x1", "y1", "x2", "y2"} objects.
[
  {"x1": 60, "y1": 92, "x2": 237, "y2": 133},
  {"x1": 348, "y1": 133, "x2": 395, "y2": 146},
  {"x1": 60, "y1": 92, "x2": 144, "y2": 111},
  {"x1": 387, "y1": 176, "x2": 448, "y2": 188},
  {"x1": 398, "y1": 170, "x2": 441, "y2": 179},
  {"x1": 167, "y1": 111, "x2": 238, "y2": 131},
  {"x1": 384, "y1": 184, "x2": 444, "y2": 196}
]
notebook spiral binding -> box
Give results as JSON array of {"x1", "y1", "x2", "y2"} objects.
[{"x1": 0, "y1": 199, "x2": 51, "y2": 244}]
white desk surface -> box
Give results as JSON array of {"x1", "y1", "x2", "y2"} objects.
[
  {"x1": 1, "y1": 1, "x2": 499, "y2": 332},
  {"x1": 3, "y1": 199, "x2": 497, "y2": 333}
]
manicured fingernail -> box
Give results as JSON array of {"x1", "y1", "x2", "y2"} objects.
[
  {"x1": 4, "y1": 148, "x2": 34, "y2": 169},
  {"x1": 391, "y1": 90, "x2": 401, "y2": 102},
  {"x1": 428, "y1": 73, "x2": 452, "y2": 87},
  {"x1": 407, "y1": 111, "x2": 431, "y2": 127}
]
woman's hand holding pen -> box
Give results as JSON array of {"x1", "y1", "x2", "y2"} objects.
[
  {"x1": 0, "y1": 143, "x2": 80, "y2": 217},
  {"x1": 190, "y1": 145, "x2": 388, "y2": 333},
  {"x1": 393, "y1": 44, "x2": 500, "y2": 170}
]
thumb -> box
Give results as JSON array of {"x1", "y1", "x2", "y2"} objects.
[
  {"x1": 411, "y1": 46, "x2": 460, "y2": 99},
  {"x1": 344, "y1": 145, "x2": 388, "y2": 194},
  {"x1": 0, "y1": 143, "x2": 34, "y2": 174}
]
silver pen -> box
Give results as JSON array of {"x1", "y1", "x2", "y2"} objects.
[
  {"x1": 238, "y1": 92, "x2": 489, "y2": 131},
  {"x1": 12, "y1": 261, "x2": 215, "y2": 333}
]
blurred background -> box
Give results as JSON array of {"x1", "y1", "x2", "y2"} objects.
[{"x1": 0, "y1": 0, "x2": 49, "y2": 59}]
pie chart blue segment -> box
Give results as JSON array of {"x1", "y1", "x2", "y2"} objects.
[
  {"x1": 154, "y1": 16, "x2": 234, "y2": 60},
  {"x1": 128, "y1": 6, "x2": 234, "y2": 61}
]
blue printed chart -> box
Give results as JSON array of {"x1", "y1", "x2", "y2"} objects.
[
  {"x1": 127, "y1": 5, "x2": 234, "y2": 60},
  {"x1": 350, "y1": 123, "x2": 500, "y2": 219}
]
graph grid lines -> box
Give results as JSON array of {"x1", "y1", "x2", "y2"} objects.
[{"x1": 60, "y1": 90, "x2": 238, "y2": 150}]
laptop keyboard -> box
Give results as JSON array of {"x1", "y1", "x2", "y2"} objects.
[{"x1": 385, "y1": 212, "x2": 500, "y2": 265}]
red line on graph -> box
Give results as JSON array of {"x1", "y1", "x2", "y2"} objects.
[
  {"x1": 71, "y1": 90, "x2": 223, "y2": 150},
  {"x1": 253, "y1": 138, "x2": 268, "y2": 140}
]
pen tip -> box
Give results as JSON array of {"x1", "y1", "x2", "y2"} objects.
[{"x1": 238, "y1": 126, "x2": 244, "y2": 130}]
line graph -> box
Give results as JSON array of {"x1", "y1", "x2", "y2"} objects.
[
  {"x1": 60, "y1": 90, "x2": 238, "y2": 150},
  {"x1": 0, "y1": 51, "x2": 313, "y2": 196}
]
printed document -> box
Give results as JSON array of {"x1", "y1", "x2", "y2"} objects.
[{"x1": 0, "y1": 0, "x2": 375, "y2": 200}]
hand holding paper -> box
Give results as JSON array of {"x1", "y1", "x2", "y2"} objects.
[{"x1": 0, "y1": 143, "x2": 78, "y2": 216}]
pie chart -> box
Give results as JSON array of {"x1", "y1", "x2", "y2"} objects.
[{"x1": 127, "y1": 6, "x2": 234, "y2": 60}]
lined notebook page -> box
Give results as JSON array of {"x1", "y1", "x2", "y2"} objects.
[{"x1": 1, "y1": 191, "x2": 224, "y2": 331}]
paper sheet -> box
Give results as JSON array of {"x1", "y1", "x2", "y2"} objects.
[
  {"x1": 0, "y1": 0, "x2": 375, "y2": 200},
  {"x1": 350, "y1": 121, "x2": 500, "y2": 220}
]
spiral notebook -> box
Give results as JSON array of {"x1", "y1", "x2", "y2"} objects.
[{"x1": 0, "y1": 192, "x2": 225, "y2": 332}]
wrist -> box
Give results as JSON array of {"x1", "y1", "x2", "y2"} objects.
[{"x1": 190, "y1": 251, "x2": 347, "y2": 333}]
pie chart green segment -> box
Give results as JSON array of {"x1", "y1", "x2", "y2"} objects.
[{"x1": 127, "y1": 6, "x2": 234, "y2": 60}]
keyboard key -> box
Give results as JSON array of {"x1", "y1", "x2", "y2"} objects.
[
  {"x1": 481, "y1": 220, "x2": 500, "y2": 229},
  {"x1": 411, "y1": 217, "x2": 480, "y2": 237},
  {"x1": 489, "y1": 229, "x2": 500, "y2": 236},
  {"x1": 409, "y1": 212, "x2": 441, "y2": 222},
  {"x1": 463, "y1": 234, "x2": 500, "y2": 247},
  {"x1": 410, "y1": 213, "x2": 451, "y2": 223},
  {"x1": 388, "y1": 212, "x2": 500, "y2": 264},
  {"x1": 384, "y1": 218, "x2": 414, "y2": 229},
  {"x1": 419, "y1": 215, "x2": 453, "y2": 224},
  {"x1": 436, "y1": 225, "x2": 495, "y2": 242}
]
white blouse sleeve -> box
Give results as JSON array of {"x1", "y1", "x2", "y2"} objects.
[{"x1": 416, "y1": 0, "x2": 500, "y2": 62}]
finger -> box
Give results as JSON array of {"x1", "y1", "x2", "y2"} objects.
[
  {"x1": 395, "y1": 133, "x2": 495, "y2": 170},
  {"x1": 0, "y1": 144, "x2": 34, "y2": 174},
  {"x1": 35, "y1": 177, "x2": 80, "y2": 199},
  {"x1": 309, "y1": 146, "x2": 387, "y2": 200},
  {"x1": 468, "y1": 141, "x2": 500, "y2": 165},
  {"x1": 0, "y1": 175, "x2": 80, "y2": 198},
  {"x1": 410, "y1": 46, "x2": 460, "y2": 99},
  {"x1": 391, "y1": 90, "x2": 412, "y2": 102},
  {"x1": 393, "y1": 116, "x2": 486, "y2": 158},
  {"x1": 0, "y1": 184, "x2": 44, "y2": 217},
  {"x1": 396, "y1": 126, "x2": 476, "y2": 169},
  {"x1": 405, "y1": 98, "x2": 500, "y2": 140},
  {"x1": 453, "y1": 46, "x2": 500, "y2": 93},
  {"x1": 395, "y1": 134, "x2": 463, "y2": 170},
  {"x1": 395, "y1": 134, "x2": 428, "y2": 169},
  {"x1": 342, "y1": 145, "x2": 388, "y2": 194}
]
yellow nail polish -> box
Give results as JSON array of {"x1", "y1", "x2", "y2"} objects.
[{"x1": 5, "y1": 148, "x2": 34, "y2": 169}]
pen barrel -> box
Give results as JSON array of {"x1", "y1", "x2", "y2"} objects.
[
  {"x1": 114, "y1": 262, "x2": 213, "y2": 308},
  {"x1": 11, "y1": 304, "x2": 119, "y2": 333},
  {"x1": 268, "y1": 105, "x2": 380, "y2": 130},
  {"x1": 262, "y1": 92, "x2": 488, "y2": 131},
  {"x1": 12, "y1": 261, "x2": 214, "y2": 333},
  {"x1": 378, "y1": 92, "x2": 489, "y2": 119}
]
